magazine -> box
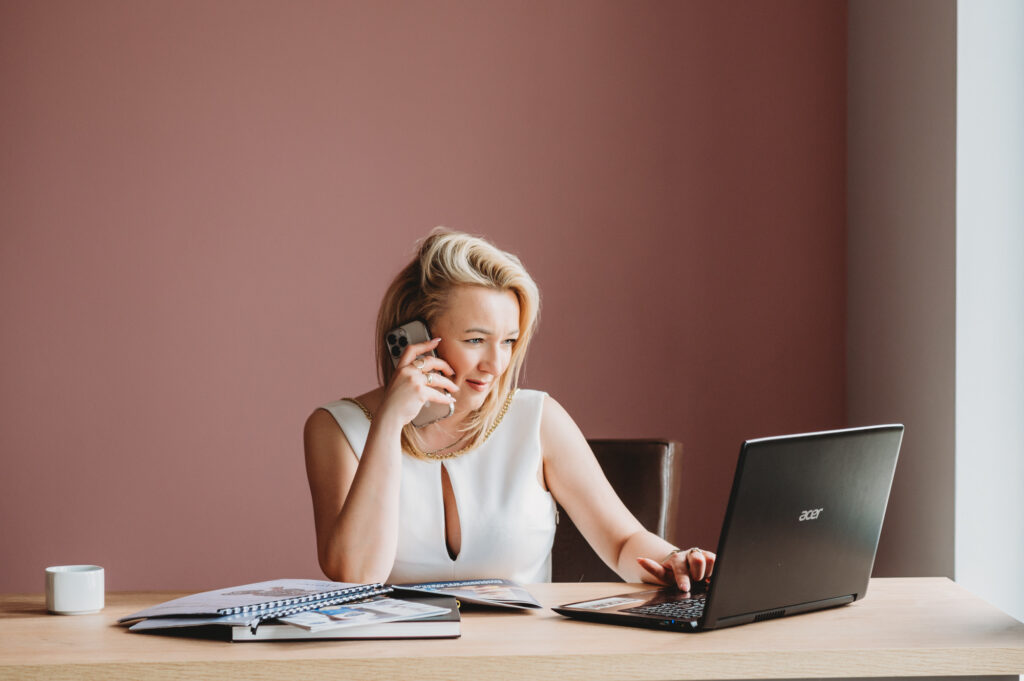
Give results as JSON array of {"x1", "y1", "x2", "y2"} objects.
[
  {"x1": 130, "y1": 594, "x2": 460, "y2": 641},
  {"x1": 279, "y1": 595, "x2": 449, "y2": 632},
  {"x1": 232, "y1": 595, "x2": 460, "y2": 641},
  {"x1": 395, "y1": 578, "x2": 541, "y2": 609}
]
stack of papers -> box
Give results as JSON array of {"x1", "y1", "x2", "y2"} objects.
[{"x1": 118, "y1": 578, "x2": 460, "y2": 641}]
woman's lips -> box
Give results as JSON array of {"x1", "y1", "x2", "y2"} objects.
[{"x1": 466, "y1": 379, "x2": 490, "y2": 392}]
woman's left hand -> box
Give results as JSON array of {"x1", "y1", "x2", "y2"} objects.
[{"x1": 636, "y1": 547, "x2": 716, "y2": 592}]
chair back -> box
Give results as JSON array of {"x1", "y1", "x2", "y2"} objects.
[{"x1": 550, "y1": 438, "x2": 683, "y2": 582}]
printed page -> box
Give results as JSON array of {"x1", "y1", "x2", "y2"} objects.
[
  {"x1": 395, "y1": 579, "x2": 541, "y2": 609},
  {"x1": 279, "y1": 597, "x2": 450, "y2": 632}
]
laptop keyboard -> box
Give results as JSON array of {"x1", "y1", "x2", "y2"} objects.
[{"x1": 622, "y1": 594, "x2": 707, "y2": 620}]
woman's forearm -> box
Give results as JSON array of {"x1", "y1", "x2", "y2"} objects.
[
  {"x1": 615, "y1": 529, "x2": 677, "y2": 582},
  {"x1": 321, "y1": 414, "x2": 405, "y2": 583}
]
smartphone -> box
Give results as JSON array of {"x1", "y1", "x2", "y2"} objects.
[{"x1": 385, "y1": 320, "x2": 453, "y2": 428}]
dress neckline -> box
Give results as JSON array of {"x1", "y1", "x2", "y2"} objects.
[{"x1": 339, "y1": 390, "x2": 518, "y2": 460}]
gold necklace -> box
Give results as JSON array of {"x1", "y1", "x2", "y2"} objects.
[
  {"x1": 419, "y1": 432, "x2": 467, "y2": 455},
  {"x1": 343, "y1": 389, "x2": 517, "y2": 461}
]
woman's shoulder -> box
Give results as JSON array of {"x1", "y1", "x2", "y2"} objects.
[
  {"x1": 308, "y1": 387, "x2": 382, "y2": 429},
  {"x1": 504, "y1": 388, "x2": 549, "y2": 424},
  {"x1": 507, "y1": 389, "x2": 579, "y2": 443},
  {"x1": 535, "y1": 391, "x2": 586, "y2": 452},
  {"x1": 512, "y1": 388, "x2": 571, "y2": 420},
  {"x1": 306, "y1": 388, "x2": 382, "y2": 459},
  {"x1": 513, "y1": 387, "x2": 548, "y2": 403}
]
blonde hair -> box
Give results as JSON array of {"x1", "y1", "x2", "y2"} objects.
[{"x1": 376, "y1": 228, "x2": 540, "y2": 454}]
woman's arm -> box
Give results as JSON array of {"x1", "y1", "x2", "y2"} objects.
[
  {"x1": 304, "y1": 338, "x2": 458, "y2": 584},
  {"x1": 541, "y1": 395, "x2": 714, "y2": 590},
  {"x1": 304, "y1": 406, "x2": 404, "y2": 584}
]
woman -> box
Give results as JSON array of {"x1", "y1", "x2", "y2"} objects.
[{"x1": 304, "y1": 229, "x2": 714, "y2": 590}]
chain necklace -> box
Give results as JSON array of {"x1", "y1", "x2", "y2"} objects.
[
  {"x1": 343, "y1": 388, "x2": 517, "y2": 461},
  {"x1": 418, "y1": 432, "x2": 467, "y2": 456}
]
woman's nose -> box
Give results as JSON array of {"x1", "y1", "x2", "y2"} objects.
[{"x1": 478, "y1": 343, "x2": 500, "y2": 373}]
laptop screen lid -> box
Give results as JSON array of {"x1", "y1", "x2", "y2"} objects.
[
  {"x1": 553, "y1": 424, "x2": 903, "y2": 631},
  {"x1": 700, "y1": 424, "x2": 903, "y2": 629}
]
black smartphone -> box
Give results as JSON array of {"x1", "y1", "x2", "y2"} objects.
[{"x1": 385, "y1": 320, "x2": 453, "y2": 428}]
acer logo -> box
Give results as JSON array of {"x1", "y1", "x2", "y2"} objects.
[{"x1": 798, "y1": 508, "x2": 823, "y2": 521}]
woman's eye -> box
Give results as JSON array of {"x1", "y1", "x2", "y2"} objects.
[
  {"x1": 464, "y1": 338, "x2": 483, "y2": 344},
  {"x1": 502, "y1": 338, "x2": 517, "y2": 346}
]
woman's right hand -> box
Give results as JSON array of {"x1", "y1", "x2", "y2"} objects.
[{"x1": 377, "y1": 338, "x2": 459, "y2": 428}]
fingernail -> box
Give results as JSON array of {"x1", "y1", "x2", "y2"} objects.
[{"x1": 431, "y1": 337, "x2": 442, "y2": 342}]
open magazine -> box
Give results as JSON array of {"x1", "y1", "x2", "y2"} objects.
[
  {"x1": 119, "y1": 579, "x2": 391, "y2": 632},
  {"x1": 126, "y1": 589, "x2": 459, "y2": 641},
  {"x1": 395, "y1": 578, "x2": 541, "y2": 609},
  {"x1": 228, "y1": 595, "x2": 459, "y2": 640},
  {"x1": 278, "y1": 595, "x2": 449, "y2": 632}
]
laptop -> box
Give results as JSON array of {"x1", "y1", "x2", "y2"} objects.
[{"x1": 553, "y1": 424, "x2": 903, "y2": 632}]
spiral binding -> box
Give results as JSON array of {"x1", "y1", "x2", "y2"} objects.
[{"x1": 217, "y1": 583, "x2": 393, "y2": 632}]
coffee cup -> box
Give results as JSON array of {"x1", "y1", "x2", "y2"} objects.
[{"x1": 45, "y1": 565, "x2": 105, "y2": 615}]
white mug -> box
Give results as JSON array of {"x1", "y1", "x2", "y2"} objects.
[{"x1": 45, "y1": 565, "x2": 105, "y2": 615}]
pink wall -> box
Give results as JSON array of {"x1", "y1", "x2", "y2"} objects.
[{"x1": 0, "y1": 1, "x2": 846, "y2": 592}]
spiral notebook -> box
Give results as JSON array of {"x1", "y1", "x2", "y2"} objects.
[{"x1": 119, "y1": 579, "x2": 391, "y2": 632}]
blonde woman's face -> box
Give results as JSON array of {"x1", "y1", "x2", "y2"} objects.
[{"x1": 431, "y1": 286, "x2": 520, "y2": 413}]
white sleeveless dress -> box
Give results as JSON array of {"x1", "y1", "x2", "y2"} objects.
[{"x1": 319, "y1": 389, "x2": 556, "y2": 584}]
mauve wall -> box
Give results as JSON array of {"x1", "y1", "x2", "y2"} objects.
[{"x1": 0, "y1": 1, "x2": 846, "y2": 592}]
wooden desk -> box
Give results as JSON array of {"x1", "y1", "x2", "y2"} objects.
[{"x1": 1, "y1": 578, "x2": 1022, "y2": 680}]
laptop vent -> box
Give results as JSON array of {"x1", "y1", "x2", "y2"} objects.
[{"x1": 754, "y1": 609, "x2": 786, "y2": 623}]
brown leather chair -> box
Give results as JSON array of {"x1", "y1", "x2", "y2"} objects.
[{"x1": 550, "y1": 439, "x2": 683, "y2": 582}]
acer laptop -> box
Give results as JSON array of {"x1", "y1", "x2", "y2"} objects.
[{"x1": 554, "y1": 424, "x2": 903, "y2": 632}]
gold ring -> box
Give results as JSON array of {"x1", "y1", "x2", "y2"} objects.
[
  {"x1": 688, "y1": 547, "x2": 703, "y2": 555},
  {"x1": 413, "y1": 358, "x2": 425, "y2": 370},
  {"x1": 426, "y1": 372, "x2": 434, "y2": 385}
]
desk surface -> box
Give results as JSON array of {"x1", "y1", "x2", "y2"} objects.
[{"x1": 2, "y1": 578, "x2": 1023, "y2": 680}]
